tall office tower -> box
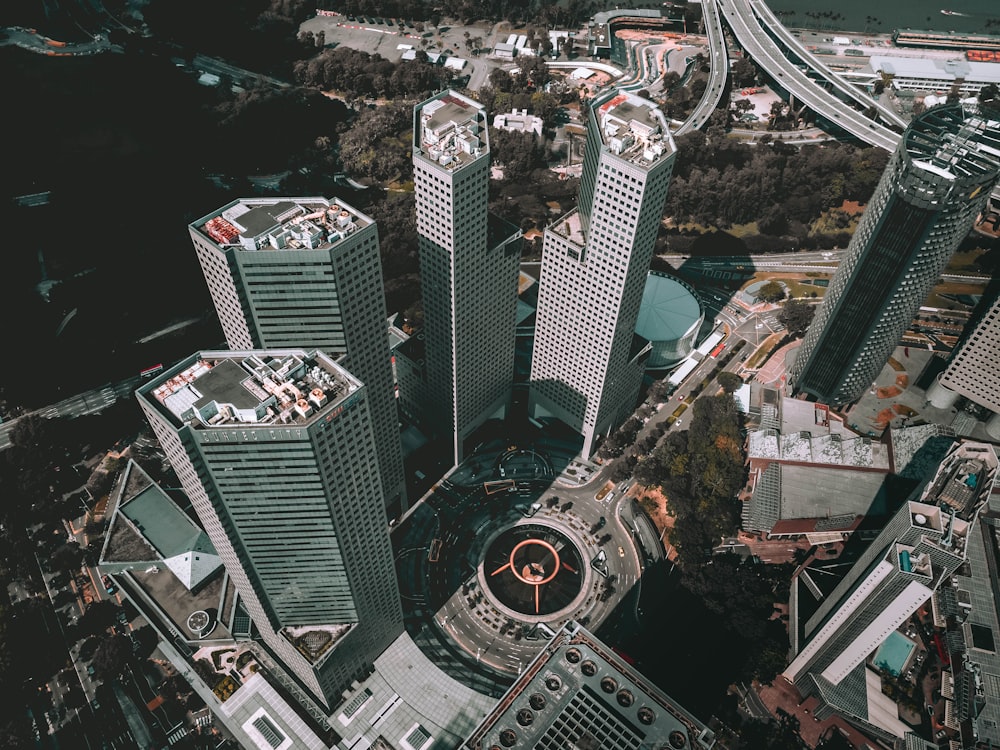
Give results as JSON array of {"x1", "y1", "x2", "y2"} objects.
[
  {"x1": 783, "y1": 441, "x2": 998, "y2": 739},
  {"x1": 413, "y1": 90, "x2": 522, "y2": 463},
  {"x1": 136, "y1": 350, "x2": 404, "y2": 710},
  {"x1": 789, "y1": 105, "x2": 1000, "y2": 406},
  {"x1": 927, "y1": 290, "x2": 1000, "y2": 438},
  {"x1": 189, "y1": 198, "x2": 406, "y2": 513},
  {"x1": 529, "y1": 90, "x2": 676, "y2": 457}
]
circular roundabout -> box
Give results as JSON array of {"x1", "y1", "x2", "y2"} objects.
[{"x1": 481, "y1": 524, "x2": 586, "y2": 618}]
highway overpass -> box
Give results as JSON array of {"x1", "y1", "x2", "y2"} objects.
[
  {"x1": 746, "y1": 0, "x2": 908, "y2": 131},
  {"x1": 675, "y1": 0, "x2": 728, "y2": 136},
  {"x1": 718, "y1": 0, "x2": 902, "y2": 151}
]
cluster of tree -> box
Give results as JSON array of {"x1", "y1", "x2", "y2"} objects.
[
  {"x1": 338, "y1": 102, "x2": 414, "y2": 184},
  {"x1": 145, "y1": 0, "x2": 317, "y2": 75},
  {"x1": 665, "y1": 130, "x2": 889, "y2": 228},
  {"x1": 491, "y1": 128, "x2": 548, "y2": 183},
  {"x1": 777, "y1": 298, "x2": 817, "y2": 336},
  {"x1": 293, "y1": 46, "x2": 451, "y2": 101},
  {"x1": 320, "y1": 0, "x2": 600, "y2": 26},
  {"x1": 476, "y1": 59, "x2": 564, "y2": 126},
  {"x1": 757, "y1": 280, "x2": 786, "y2": 303},
  {"x1": 634, "y1": 394, "x2": 744, "y2": 562},
  {"x1": 659, "y1": 72, "x2": 708, "y2": 121}
]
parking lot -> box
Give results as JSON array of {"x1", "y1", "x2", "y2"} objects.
[{"x1": 299, "y1": 14, "x2": 534, "y2": 91}]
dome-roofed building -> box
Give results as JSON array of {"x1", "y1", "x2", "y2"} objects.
[{"x1": 634, "y1": 272, "x2": 703, "y2": 369}]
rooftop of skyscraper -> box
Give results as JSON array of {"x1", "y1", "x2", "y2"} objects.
[
  {"x1": 192, "y1": 197, "x2": 373, "y2": 252},
  {"x1": 903, "y1": 105, "x2": 1000, "y2": 181},
  {"x1": 904, "y1": 441, "x2": 997, "y2": 560},
  {"x1": 413, "y1": 90, "x2": 488, "y2": 171},
  {"x1": 146, "y1": 351, "x2": 360, "y2": 430},
  {"x1": 463, "y1": 621, "x2": 715, "y2": 750},
  {"x1": 594, "y1": 90, "x2": 674, "y2": 167}
]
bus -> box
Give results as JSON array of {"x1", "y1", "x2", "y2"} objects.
[
  {"x1": 140, "y1": 363, "x2": 164, "y2": 378},
  {"x1": 709, "y1": 342, "x2": 726, "y2": 359}
]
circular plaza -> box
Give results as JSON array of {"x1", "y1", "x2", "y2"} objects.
[{"x1": 392, "y1": 439, "x2": 644, "y2": 691}]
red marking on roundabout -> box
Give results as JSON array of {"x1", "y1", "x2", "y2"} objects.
[{"x1": 490, "y1": 538, "x2": 561, "y2": 613}]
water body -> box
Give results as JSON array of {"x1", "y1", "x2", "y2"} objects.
[{"x1": 764, "y1": 0, "x2": 1000, "y2": 35}]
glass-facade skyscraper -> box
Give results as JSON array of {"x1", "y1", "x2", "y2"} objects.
[
  {"x1": 136, "y1": 350, "x2": 403, "y2": 711},
  {"x1": 189, "y1": 198, "x2": 406, "y2": 514},
  {"x1": 790, "y1": 105, "x2": 1000, "y2": 405},
  {"x1": 529, "y1": 89, "x2": 676, "y2": 456}
]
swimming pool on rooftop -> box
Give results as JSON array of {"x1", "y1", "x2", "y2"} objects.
[{"x1": 873, "y1": 631, "x2": 916, "y2": 676}]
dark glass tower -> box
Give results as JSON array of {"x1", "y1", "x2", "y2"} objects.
[
  {"x1": 790, "y1": 105, "x2": 1000, "y2": 405},
  {"x1": 137, "y1": 350, "x2": 403, "y2": 711}
]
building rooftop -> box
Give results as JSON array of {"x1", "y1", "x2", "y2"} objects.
[
  {"x1": 871, "y1": 56, "x2": 1000, "y2": 86},
  {"x1": 594, "y1": 91, "x2": 674, "y2": 168},
  {"x1": 101, "y1": 460, "x2": 223, "y2": 592},
  {"x1": 332, "y1": 632, "x2": 495, "y2": 750},
  {"x1": 414, "y1": 90, "x2": 488, "y2": 172},
  {"x1": 549, "y1": 209, "x2": 585, "y2": 247},
  {"x1": 144, "y1": 351, "x2": 360, "y2": 430},
  {"x1": 192, "y1": 197, "x2": 373, "y2": 252},
  {"x1": 464, "y1": 622, "x2": 714, "y2": 750},
  {"x1": 903, "y1": 104, "x2": 1000, "y2": 182},
  {"x1": 634, "y1": 272, "x2": 703, "y2": 343}
]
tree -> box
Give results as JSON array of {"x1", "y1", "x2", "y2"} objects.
[
  {"x1": 757, "y1": 281, "x2": 786, "y2": 303},
  {"x1": 731, "y1": 57, "x2": 757, "y2": 88},
  {"x1": 980, "y1": 83, "x2": 1000, "y2": 113},
  {"x1": 92, "y1": 635, "x2": 132, "y2": 678},
  {"x1": 78, "y1": 599, "x2": 120, "y2": 638},
  {"x1": 49, "y1": 542, "x2": 84, "y2": 573},
  {"x1": 777, "y1": 298, "x2": 816, "y2": 336},
  {"x1": 717, "y1": 372, "x2": 743, "y2": 394}
]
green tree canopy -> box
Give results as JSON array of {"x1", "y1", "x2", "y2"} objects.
[
  {"x1": 92, "y1": 634, "x2": 132, "y2": 679},
  {"x1": 757, "y1": 281, "x2": 786, "y2": 303},
  {"x1": 717, "y1": 371, "x2": 743, "y2": 394},
  {"x1": 778, "y1": 298, "x2": 816, "y2": 336}
]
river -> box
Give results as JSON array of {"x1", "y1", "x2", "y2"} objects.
[{"x1": 764, "y1": 0, "x2": 1000, "y2": 36}]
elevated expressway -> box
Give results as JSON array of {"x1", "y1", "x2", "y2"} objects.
[
  {"x1": 746, "y1": 0, "x2": 909, "y2": 131},
  {"x1": 675, "y1": 0, "x2": 728, "y2": 135},
  {"x1": 718, "y1": 0, "x2": 902, "y2": 151}
]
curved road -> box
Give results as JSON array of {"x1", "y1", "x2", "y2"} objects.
[
  {"x1": 746, "y1": 0, "x2": 908, "y2": 131},
  {"x1": 718, "y1": 0, "x2": 901, "y2": 151},
  {"x1": 675, "y1": 0, "x2": 728, "y2": 136}
]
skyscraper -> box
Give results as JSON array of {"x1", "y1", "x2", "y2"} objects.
[
  {"x1": 927, "y1": 290, "x2": 1000, "y2": 438},
  {"x1": 784, "y1": 440, "x2": 998, "y2": 738},
  {"x1": 189, "y1": 197, "x2": 406, "y2": 513},
  {"x1": 413, "y1": 90, "x2": 522, "y2": 464},
  {"x1": 529, "y1": 89, "x2": 676, "y2": 456},
  {"x1": 790, "y1": 105, "x2": 1000, "y2": 405},
  {"x1": 136, "y1": 350, "x2": 404, "y2": 710}
]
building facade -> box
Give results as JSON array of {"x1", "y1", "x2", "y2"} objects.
[
  {"x1": 789, "y1": 105, "x2": 1000, "y2": 406},
  {"x1": 927, "y1": 290, "x2": 1000, "y2": 438},
  {"x1": 413, "y1": 90, "x2": 522, "y2": 464},
  {"x1": 189, "y1": 197, "x2": 406, "y2": 513},
  {"x1": 529, "y1": 89, "x2": 676, "y2": 456},
  {"x1": 784, "y1": 440, "x2": 998, "y2": 740},
  {"x1": 136, "y1": 350, "x2": 404, "y2": 710}
]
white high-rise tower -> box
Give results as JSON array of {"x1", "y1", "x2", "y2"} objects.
[
  {"x1": 529, "y1": 90, "x2": 676, "y2": 456},
  {"x1": 413, "y1": 90, "x2": 522, "y2": 464}
]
